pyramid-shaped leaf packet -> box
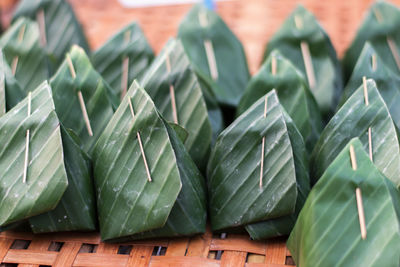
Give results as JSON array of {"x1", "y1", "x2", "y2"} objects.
[
  {"x1": 340, "y1": 43, "x2": 400, "y2": 131},
  {"x1": 140, "y1": 38, "x2": 213, "y2": 171},
  {"x1": 263, "y1": 5, "x2": 342, "y2": 117},
  {"x1": 50, "y1": 45, "x2": 116, "y2": 155},
  {"x1": 311, "y1": 79, "x2": 400, "y2": 188},
  {"x1": 92, "y1": 22, "x2": 154, "y2": 100},
  {"x1": 0, "y1": 18, "x2": 48, "y2": 94},
  {"x1": 343, "y1": 1, "x2": 400, "y2": 80},
  {"x1": 288, "y1": 138, "x2": 400, "y2": 266},
  {"x1": 178, "y1": 4, "x2": 250, "y2": 107},
  {"x1": 207, "y1": 90, "x2": 308, "y2": 231},
  {"x1": 12, "y1": 0, "x2": 90, "y2": 70},
  {"x1": 28, "y1": 127, "x2": 96, "y2": 233},
  {"x1": 0, "y1": 81, "x2": 68, "y2": 227},
  {"x1": 238, "y1": 50, "x2": 322, "y2": 151},
  {"x1": 245, "y1": 109, "x2": 310, "y2": 240},
  {"x1": 0, "y1": 49, "x2": 26, "y2": 114},
  {"x1": 93, "y1": 81, "x2": 206, "y2": 241}
]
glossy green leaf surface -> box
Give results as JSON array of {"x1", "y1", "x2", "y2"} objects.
[
  {"x1": 207, "y1": 90, "x2": 297, "y2": 231},
  {"x1": 50, "y1": 45, "x2": 116, "y2": 155},
  {"x1": 141, "y1": 39, "x2": 212, "y2": 171},
  {"x1": 342, "y1": 1, "x2": 400, "y2": 80},
  {"x1": 12, "y1": 0, "x2": 90, "y2": 70},
  {"x1": 340, "y1": 43, "x2": 400, "y2": 132},
  {"x1": 311, "y1": 79, "x2": 400, "y2": 188},
  {"x1": 29, "y1": 127, "x2": 96, "y2": 233},
  {"x1": 238, "y1": 50, "x2": 322, "y2": 151},
  {"x1": 178, "y1": 4, "x2": 250, "y2": 107},
  {"x1": 263, "y1": 5, "x2": 342, "y2": 117},
  {"x1": 245, "y1": 110, "x2": 310, "y2": 240},
  {"x1": 0, "y1": 18, "x2": 48, "y2": 94},
  {"x1": 93, "y1": 81, "x2": 206, "y2": 241},
  {"x1": 92, "y1": 22, "x2": 154, "y2": 100},
  {"x1": 0, "y1": 49, "x2": 26, "y2": 113},
  {"x1": 288, "y1": 138, "x2": 400, "y2": 267},
  {"x1": 0, "y1": 81, "x2": 68, "y2": 227}
]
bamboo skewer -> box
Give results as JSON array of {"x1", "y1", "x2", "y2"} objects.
[
  {"x1": 371, "y1": 54, "x2": 377, "y2": 71},
  {"x1": 259, "y1": 95, "x2": 268, "y2": 189},
  {"x1": 165, "y1": 53, "x2": 178, "y2": 124},
  {"x1": 36, "y1": 9, "x2": 47, "y2": 47},
  {"x1": 198, "y1": 11, "x2": 219, "y2": 81},
  {"x1": 66, "y1": 55, "x2": 93, "y2": 136},
  {"x1": 373, "y1": 8, "x2": 400, "y2": 71},
  {"x1": 128, "y1": 98, "x2": 152, "y2": 182},
  {"x1": 120, "y1": 30, "x2": 131, "y2": 99},
  {"x1": 349, "y1": 144, "x2": 367, "y2": 240},
  {"x1": 363, "y1": 77, "x2": 373, "y2": 162},
  {"x1": 295, "y1": 15, "x2": 316, "y2": 91},
  {"x1": 23, "y1": 92, "x2": 32, "y2": 184},
  {"x1": 11, "y1": 24, "x2": 26, "y2": 75}
]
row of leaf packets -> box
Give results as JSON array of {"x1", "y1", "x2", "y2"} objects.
[{"x1": 0, "y1": 23, "x2": 211, "y2": 240}]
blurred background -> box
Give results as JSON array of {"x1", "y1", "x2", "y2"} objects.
[{"x1": 2, "y1": 0, "x2": 400, "y2": 73}]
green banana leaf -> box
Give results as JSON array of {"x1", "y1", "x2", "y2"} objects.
[
  {"x1": 288, "y1": 138, "x2": 400, "y2": 267},
  {"x1": 238, "y1": 50, "x2": 322, "y2": 151},
  {"x1": 311, "y1": 79, "x2": 400, "y2": 188},
  {"x1": 140, "y1": 38, "x2": 212, "y2": 171},
  {"x1": 50, "y1": 45, "x2": 116, "y2": 155},
  {"x1": 245, "y1": 109, "x2": 310, "y2": 240},
  {"x1": 207, "y1": 90, "x2": 298, "y2": 231},
  {"x1": 0, "y1": 18, "x2": 48, "y2": 94},
  {"x1": 178, "y1": 4, "x2": 250, "y2": 107},
  {"x1": 0, "y1": 81, "x2": 68, "y2": 227},
  {"x1": 263, "y1": 5, "x2": 342, "y2": 118},
  {"x1": 340, "y1": 43, "x2": 400, "y2": 132},
  {"x1": 92, "y1": 22, "x2": 154, "y2": 100},
  {"x1": 12, "y1": 0, "x2": 90, "y2": 71},
  {"x1": 29, "y1": 127, "x2": 96, "y2": 233},
  {"x1": 0, "y1": 49, "x2": 26, "y2": 113},
  {"x1": 342, "y1": 1, "x2": 400, "y2": 81},
  {"x1": 93, "y1": 81, "x2": 206, "y2": 241}
]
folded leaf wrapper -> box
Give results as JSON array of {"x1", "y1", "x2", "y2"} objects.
[
  {"x1": 92, "y1": 22, "x2": 154, "y2": 101},
  {"x1": 263, "y1": 5, "x2": 342, "y2": 118},
  {"x1": 12, "y1": 0, "x2": 90, "y2": 71},
  {"x1": 178, "y1": 4, "x2": 250, "y2": 107},
  {"x1": 141, "y1": 38, "x2": 213, "y2": 171},
  {"x1": 238, "y1": 50, "x2": 322, "y2": 151},
  {"x1": 28, "y1": 127, "x2": 97, "y2": 233},
  {"x1": 0, "y1": 81, "x2": 68, "y2": 227},
  {"x1": 0, "y1": 49, "x2": 26, "y2": 113},
  {"x1": 288, "y1": 138, "x2": 400, "y2": 267},
  {"x1": 207, "y1": 90, "x2": 308, "y2": 233},
  {"x1": 50, "y1": 45, "x2": 116, "y2": 155},
  {"x1": 0, "y1": 18, "x2": 49, "y2": 94},
  {"x1": 311, "y1": 79, "x2": 400, "y2": 188},
  {"x1": 340, "y1": 43, "x2": 400, "y2": 131},
  {"x1": 342, "y1": 1, "x2": 400, "y2": 80},
  {"x1": 93, "y1": 81, "x2": 207, "y2": 241}
]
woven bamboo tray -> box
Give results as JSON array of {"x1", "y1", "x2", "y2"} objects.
[{"x1": 1, "y1": 0, "x2": 400, "y2": 266}]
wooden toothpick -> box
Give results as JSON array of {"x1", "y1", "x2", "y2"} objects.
[
  {"x1": 23, "y1": 91, "x2": 32, "y2": 184},
  {"x1": 165, "y1": 52, "x2": 178, "y2": 124},
  {"x1": 36, "y1": 9, "x2": 47, "y2": 46},
  {"x1": 373, "y1": 8, "x2": 400, "y2": 71},
  {"x1": 362, "y1": 76, "x2": 369, "y2": 106},
  {"x1": 128, "y1": 98, "x2": 152, "y2": 182},
  {"x1": 295, "y1": 15, "x2": 316, "y2": 90},
  {"x1": 362, "y1": 76, "x2": 373, "y2": 161},
  {"x1": 120, "y1": 30, "x2": 131, "y2": 100},
  {"x1": 66, "y1": 54, "x2": 93, "y2": 136},
  {"x1": 371, "y1": 54, "x2": 377, "y2": 71},
  {"x1": 259, "y1": 95, "x2": 268, "y2": 188},
  {"x1": 198, "y1": 11, "x2": 219, "y2": 81},
  {"x1": 11, "y1": 24, "x2": 26, "y2": 75},
  {"x1": 349, "y1": 144, "x2": 367, "y2": 240}
]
